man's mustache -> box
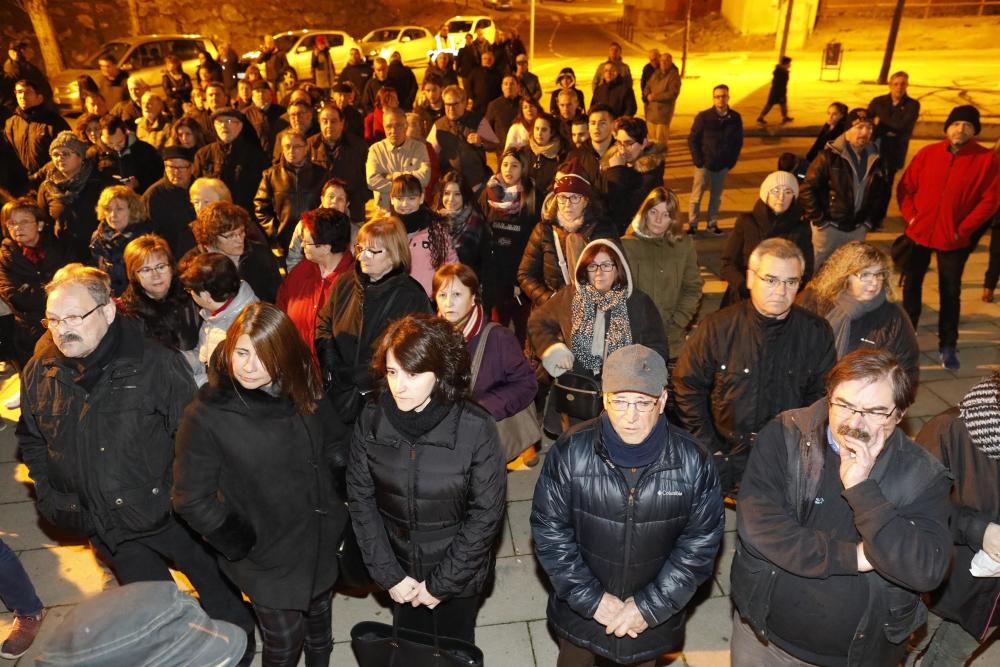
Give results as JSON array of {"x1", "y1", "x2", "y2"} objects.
[
  {"x1": 58, "y1": 334, "x2": 82, "y2": 345},
  {"x1": 837, "y1": 423, "x2": 870, "y2": 443}
]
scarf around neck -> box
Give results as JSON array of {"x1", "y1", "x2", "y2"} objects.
[
  {"x1": 458, "y1": 302, "x2": 485, "y2": 342},
  {"x1": 529, "y1": 134, "x2": 561, "y2": 160},
  {"x1": 485, "y1": 175, "x2": 523, "y2": 214},
  {"x1": 48, "y1": 159, "x2": 94, "y2": 203},
  {"x1": 827, "y1": 289, "x2": 886, "y2": 357},
  {"x1": 601, "y1": 412, "x2": 666, "y2": 468},
  {"x1": 378, "y1": 391, "x2": 453, "y2": 442},
  {"x1": 571, "y1": 284, "x2": 631, "y2": 373}
]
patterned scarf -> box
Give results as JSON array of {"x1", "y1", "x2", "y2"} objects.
[
  {"x1": 458, "y1": 302, "x2": 485, "y2": 341},
  {"x1": 570, "y1": 284, "x2": 631, "y2": 373},
  {"x1": 485, "y1": 175, "x2": 523, "y2": 214},
  {"x1": 959, "y1": 372, "x2": 1000, "y2": 460}
]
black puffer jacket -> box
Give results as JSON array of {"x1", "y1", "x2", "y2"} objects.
[
  {"x1": 347, "y1": 399, "x2": 506, "y2": 599},
  {"x1": 917, "y1": 408, "x2": 1000, "y2": 642},
  {"x1": 16, "y1": 317, "x2": 197, "y2": 548},
  {"x1": 193, "y1": 134, "x2": 272, "y2": 213},
  {"x1": 141, "y1": 178, "x2": 196, "y2": 256},
  {"x1": 687, "y1": 107, "x2": 743, "y2": 171},
  {"x1": 479, "y1": 184, "x2": 538, "y2": 308},
  {"x1": 173, "y1": 367, "x2": 348, "y2": 611},
  {"x1": 795, "y1": 287, "x2": 920, "y2": 388},
  {"x1": 719, "y1": 199, "x2": 813, "y2": 306},
  {"x1": 0, "y1": 236, "x2": 66, "y2": 366},
  {"x1": 90, "y1": 135, "x2": 164, "y2": 194},
  {"x1": 531, "y1": 416, "x2": 724, "y2": 664},
  {"x1": 799, "y1": 135, "x2": 891, "y2": 232},
  {"x1": 601, "y1": 143, "x2": 667, "y2": 236},
  {"x1": 3, "y1": 104, "x2": 69, "y2": 176},
  {"x1": 253, "y1": 157, "x2": 326, "y2": 252}
]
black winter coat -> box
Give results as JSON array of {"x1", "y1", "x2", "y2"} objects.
[
  {"x1": 799, "y1": 136, "x2": 891, "y2": 232},
  {"x1": 37, "y1": 164, "x2": 116, "y2": 262},
  {"x1": 308, "y1": 132, "x2": 371, "y2": 222},
  {"x1": 181, "y1": 241, "x2": 282, "y2": 304},
  {"x1": 90, "y1": 136, "x2": 164, "y2": 194},
  {"x1": 807, "y1": 119, "x2": 847, "y2": 163},
  {"x1": 766, "y1": 65, "x2": 789, "y2": 104},
  {"x1": 917, "y1": 409, "x2": 1000, "y2": 642},
  {"x1": 467, "y1": 65, "x2": 503, "y2": 114},
  {"x1": 347, "y1": 400, "x2": 506, "y2": 599},
  {"x1": 719, "y1": 199, "x2": 813, "y2": 306},
  {"x1": 480, "y1": 187, "x2": 538, "y2": 309},
  {"x1": 193, "y1": 134, "x2": 272, "y2": 214},
  {"x1": 142, "y1": 178, "x2": 197, "y2": 256},
  {"x1": 867, "y1": 93, "x2": 920, "y2": 171},
  {"x1": 3, "y1": 104, "x2": 69, "y2": 176},
  {"x1": 173, "y1": 370, "x2": 348, "y2": 610},
  {"x1": 0, "y1": 237, "x2": 65, "y2": 366},
  {"x1": 253, "y1": 158, "x2": 326, "y2": 251},
  {"x1": 117, "y1": 279, "x2": 201, "y2": 355},
  {"x1": 602, "y1": 144, "x2": 667, "y2": 235},
  {"x1": 592, "y1": 77, "x2": 637, "y2": 119},
  {"x1": 532, "y1": 416, "x2": 724, "y2": 664},
  {"x1": 16, "y1": 318, "x2": 197, "y2": 548},
  {"x1": 687, "y1": 107, "x2": 743, "y2": 171}
]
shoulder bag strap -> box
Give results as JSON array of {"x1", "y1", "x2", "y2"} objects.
[{"x1": 469, "y1": 322, "x2": 498, "y2": 389}]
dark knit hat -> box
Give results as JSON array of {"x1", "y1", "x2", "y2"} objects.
[
  {"x1": 161, "y1": 145, "x2": 194, "y2": 163},
  {"x1": 48, "y1": 131, "x2": 88, "y2": 157},
  {"x1": 845, "y1": 108, "x2": 873, "y2": 128},
  {"x1": 945, "y1": 105, "x2": 981, "y2": 135},
  {"x1": 959, "y1": 372, "x2": 1000, "y2": 460},
  {"x1": 553, "y1": 172, "x2": 591, "y2": 198}
]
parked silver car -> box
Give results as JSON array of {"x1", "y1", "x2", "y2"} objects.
[{"x1": 360, "y1": 26, "x2": 437, "y2": 68}]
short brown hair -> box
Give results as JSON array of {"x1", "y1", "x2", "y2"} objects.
[
  {"x1": 179, "y1": 252, "x2": 241, "y2": 302},
  {"x1": 357, "y1": 217, "x2": 410, "y2": 272},
  {"x1": 192, "y1": 202, "x2": 248, "y2": 247},
  {"x1": 124, "y1": 234, "x2": 175, "y2": 283},
  {"x1": 575, "y1": 242, "x2": 628, "y2": 290},
  {"x1": 432, "y1": 263, "x2": 480, "y2": 304},
  {"x1": 826, "y1": 348, "x2": 914, "y2": 411},
  {"x1": 371, "y1": 313, "x2": 470, "y2": 404},
  {"x1": 1, "y1": 197, "x2": 43, "y2": 234},
  {"x1": 217, "y1": 303, "x2": 321, "y2": 414}
]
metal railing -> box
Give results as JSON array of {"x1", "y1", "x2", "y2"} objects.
[{"x1": 820, "y1": 0, "x2": 1000, "y2": 18}]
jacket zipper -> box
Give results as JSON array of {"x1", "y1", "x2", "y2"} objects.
[{"x1": 408, "y1": 444, "x2": 418, "y2": 572}]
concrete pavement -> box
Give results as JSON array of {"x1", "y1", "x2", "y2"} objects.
[{"x1": 1, "y1": 136, "x2": 998, "y2": 665}]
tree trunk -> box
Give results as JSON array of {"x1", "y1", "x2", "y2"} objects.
[
  {"x1": 17, "y1": 0, "x2": 64, "y2": 75},
  {"x1": 125, "y1": 0, "x2": 141, "y2": 36}
]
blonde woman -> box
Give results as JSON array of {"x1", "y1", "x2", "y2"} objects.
[
  {"x1": 622, "y1": 187, "x2": 703, "y2": 358},
  {"x1": 796, "y1": 241, "x2": 920, "y2": 386},
  {"x1": 90, "y1": 185, "x2": 152, "y2": 295}
]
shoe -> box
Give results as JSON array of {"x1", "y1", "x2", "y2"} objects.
[
  {"x1": 507, "y1": 446, "x2": 540, "y2": 472},
  {"x1": 939, "y1": 347, "x2": 960, "y2": 371},
  {"x1": 756, "y1": 117, "x2": 766, "y2": 125},
  {"x1": 686, "y1": 225, "x2": 697, "y2": 236},
  {"x1": 0, "y1": 613, "x2": 42, "y2": 659},
  {"x1": 706, "y1": 223, "x2": 724, "y2": 237},
  {"x1": 983, "y1": 287, "x2": 995, "y2": 303},
  {"x1": 781, "y1": 116, "x2": 794, "y2": 124},
  {"x1": 4, "y1": 391, "x2": 20, "y2": 410}
]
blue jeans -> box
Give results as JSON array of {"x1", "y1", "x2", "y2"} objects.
[
  {"x1": 689, "y1": 167, "x2": 729, "y2": 227},
  {"x1": 0, "y1": 539, "x2": 42, "y2": 616}
]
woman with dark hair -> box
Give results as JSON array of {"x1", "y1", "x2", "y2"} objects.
[
  {"x1": 162, "y1": 55, "x2": 193, "y2": 118},
  {"x1": 73, "y1": 113, "x2": 102, "y2": 148},
  {"x1": 195, "y1": 50, "x2": 223, "y2": 88},
  {"x1": 518, "y1": 112, "x2": 563, "y2": 196},
  {"x1": 806, "y1": 102, "x2": 848, "y2": 163},
  {"x1": 118, "y1": 234, "x2": 200, "y2": 372},
  {"x1": 528, "y1": 238, "x2": 668, "y2": 434},
  {"x1": 90, "y1": 185, "x2": 154, "y2": 296},
  {"x1": 623, "y1": 187, "x2": 703, "y2": 358},
  {"x1": 364, "y1": 86, "x2": 399, "y2": 145},
  {"x1": 433, "y1": 172, "x2": 489, "y2": 276},
  {"x1": 278, "y1": 208, "x2": 354, "y2": 362},
  {"x1": 504, "y1": 96, "x2": 544, "y2": 151},
  {"x1": 479, "y1": 148, "x2": 539, "y2": 341},
  {"x1": 347, "y1": 313, "x2": 506, "y2": 643},
  {"x1": 796, "y1": 240, "x2": 920, "y2": 386},
  {"x1": 167, "y1": 116, "x2": 209, "y2": 152},
  {"x1": 185, "y1": 201, "x2": 282, "y2": 303},
  {"x1": 719, "y1": 170, "x2": 813, "y2": 307},
  {"x1": 174, "y1": 303, "x2": 347, "y2": 667},
  {"x1": 315, "y1": 217, "x2": 432, "y2": 434},
  {"x1": 389, "y1": 174, "x2": 456, "y2": 296}
]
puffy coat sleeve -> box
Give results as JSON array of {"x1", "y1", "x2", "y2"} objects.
[
  {"x1": 530, "y1": 436, "x2": 606, "y2": 618},
  {"x1": 672, "y1": 319, "x2": 722, "y2": 451},
  {"x1": 633, "y1": 440, "x2": 724, "y2": 627},
  {"x1": 629, "y1": 290, "x2": 669, "y2": 363},
  {"x1": 526, "y1": 285, "x2": 570, "y2": 359},
  {"x1": 718, "y1": 216, "x2": 751, "y2": 300},
  {"x1": 517, "y1": 223, "x2": 555, "y2": 306},
  {"x1": 425, "y1": 411, "x2": 507, "y2": 599},
  {"x1": 799, "y1": 152, "x2": 831, "y2": 226}
]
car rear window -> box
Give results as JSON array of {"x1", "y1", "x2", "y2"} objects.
[{"x1": 449, "y1": 20, "x2": 474, "y2": 32}]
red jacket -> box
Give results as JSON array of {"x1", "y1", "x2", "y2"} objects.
[
  {"x1": 898, "y1": 139, "x2": 999, "y2": 251},
  {"x1": 277, "y1": 252, "x2": 354, "y2": 361}
]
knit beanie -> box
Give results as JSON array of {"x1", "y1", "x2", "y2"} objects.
[
  {"x1": 845, "y1": 108, "x2": 873, "y2": 128},
  {"x1": 48, "y1": 131, "x2": 88, "y2": 158},
  {"x1": 944, "y1": 105, "x2": 981, "y2": 135},
  {"x1": 959, "y1": 372, "x2": 1000, "y2": 460},
  {"x1": 759, "y1": 170, "x2": 799, "y2": 203},
  {"x1": 553, "y1": 173, "x2": 591, "y2": 198}
]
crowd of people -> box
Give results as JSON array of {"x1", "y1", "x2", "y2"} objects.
[{"x1": 0, "y1": 29, "x2": 998, "y2": 667}]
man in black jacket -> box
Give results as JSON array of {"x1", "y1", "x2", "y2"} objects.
[
  {"x1": 592, "y1": 61, "x2": 637, "y2": 120},
  {"x1": 16, "y1": 264, "x2": 255, "y2": 662},
  {"x1": 467, "y1": 51, "x2": 503, "y2": 115},
  {"x1": 254, "y1": 130, "x2": 325, "y2": 255},
  {"x1": 142, "y1": 146, "x2": 197, "y2": 255},
  {"x1": 868, "y1": 71, "x2": 920, "y2": 192},
  {"x1": 91, "y1": 115, "x2": 163, "y2": 194},
  {"x1": 673, "y1": 238, "x2": 836, "y2": 496},
  {"x1": 532, "y1": 344, "x2": 723, "y2": 667},
  {"x1": 310, "y1": 104, "x2": 371, "y2": 225},
  {"x1": 193, "y1": 107, "x2": 271, "y2": 215},
  {"x1": 484, "y1": 74, "x2": 520, "y2": 160},
  {"x1": 3, "y1": 79, "x2": 69, "y2": 180},
  {"x1": 730, "y1": 348, "x2": 951, "y2": 666},
  {"x1": 601, "y1": 116, "x2": 666, "y2": 235},
  {"x1": 687, "y1": 84, "x2": 743, "y2": 236}
]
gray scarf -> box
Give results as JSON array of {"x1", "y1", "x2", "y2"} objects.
[{"x1": 827, "y1": 289, "x2": 886, "y2": 357}]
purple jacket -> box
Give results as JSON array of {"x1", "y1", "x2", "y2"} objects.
[{"x1": 468, "y1": 324, "x2": 537, "y2": 420}]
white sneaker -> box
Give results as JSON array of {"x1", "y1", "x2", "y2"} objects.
[{"x1": 4, "y1": 391, "x2": 20, "y2": 410}]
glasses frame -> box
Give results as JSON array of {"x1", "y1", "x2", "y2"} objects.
[
  {"x1": 42, "y1": 303, "x2": 105, "y2": 330},
  {"x1": 354, "y1": 245, "x2": 385, "y2": 258},
  {"x1": 853, "y1": 270, "x2": 890, "y2": 284},
  {"x1": 829, "y1": 400, "x2": 897, "y2": 425},
  {"x1": 607, "y1": 396, "x2": 659, "y2": 414},
  {"x1": 135, "y1": 263, "x2": 171, "y2": 277},
  {"x1": 749, "y1": 268, "x2": 801, "y2": 291},
  {"x1": 585, "y1": 261, "x2": 616, "y2": 274}
]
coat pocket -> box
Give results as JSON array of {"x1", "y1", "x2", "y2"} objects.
[
  {"x1": 40, "y1": 488, "x2": 95, "y2": 538},
  {"x1": 882, "y1": 587, "x2": 926, "y2": 644},
  {"x1": 107, "y1": 482, "x2": 172, "y2": 534}
]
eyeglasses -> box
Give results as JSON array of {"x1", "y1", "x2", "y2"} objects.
[
  {"x1": 750, "y1": 269, "x2": 801, "y2": 291},
  {"x1": 854, "y1": 270, "x2": 889, "y2": 284},
  {"x1": 607, "y1": 397, "x2": 659, "y2": 413},
  {"x1": 443, "y1": 101, "x2": 464, "y2": 108},
  {"x1": 218, "y1": 228, "x2": 246, "y2": 241},
  {"x1": 354, "y1": 245, "x2": 385, "y2": 258},
  {"x1": 164, "y1": 163, "x2": 192, "y2": 172},
  {"x1": 618, "y1": 139, "x2": 638, "y2": 150},
  {"x1": 830, "y1": 400, "x2": 897, "y2": 425},
  {"x1": 42, "y1": 303, "x2": 105, "y2": 330},
  {"x1": 768, "y1": 187, "x2": 795, "y2": 198},
  {"x1": 6, "y1": 218, "x2": 37, "y2": 229},
  {"x1": 136, "y1": 263, "x2": 170, "y2": 277},
  {"x1": 586, "y1": 261, "x2": 616, "y2": 274},
  {"x1": 556, "y1": 193, "x2": 584, "y2": 205}
]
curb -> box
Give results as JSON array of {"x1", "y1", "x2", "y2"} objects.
[{"x1": 743, "y1": 120, "x2": 1000, "y2": 142}]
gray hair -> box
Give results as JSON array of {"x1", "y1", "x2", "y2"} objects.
[
  {"x1": 46, "y1": 264, "x2": 112, "y2": 305},
  {"x1": 748, "y1": 237, "x2": 805, "y2": 274}
]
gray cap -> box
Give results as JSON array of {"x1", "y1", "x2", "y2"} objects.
[
  {"x1": 48, "y1": 131, "x2": 88, "y2": 158},
  {"x1": 35, "y1": 582, "x2": 246, "y2": 667},
  {"x1": 602, "y1": 345, "x2": 667, "y2": 396}
]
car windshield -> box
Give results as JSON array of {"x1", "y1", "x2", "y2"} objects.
[
  {"x1": 448, "y1": 20, "x2": 474, "y2": 32},
  {"x1": 363, "y1": 29, "x2": 400, "y2": 43},
  {"x1": 84, "y1": 42, "x2": 130, "y2": 68},
  {"x1": 274, "y1": 35, "x2": 298, "y2": 53}
]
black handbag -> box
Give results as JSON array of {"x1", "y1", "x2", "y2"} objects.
[
  {"x1": 552, "y1": 371, "x2": 603, "y2": 421},
  {"x1": 890, "y1": 233, "x2": 916, "y2": 272},
  {"x1": 335, "y1": 520, "x2": 375, "y2": 590},
  {"x1": 351, "y1": 605, "x2": 484, "y2": 667}
]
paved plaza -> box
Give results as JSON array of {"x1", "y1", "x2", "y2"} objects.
[{"x1": 1, "y1": 136, "x2": 997, "y2": 665}]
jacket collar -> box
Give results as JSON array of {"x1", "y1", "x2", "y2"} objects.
[{"x1": 365, "y1": 400, "x2": 463, "y2": 449}]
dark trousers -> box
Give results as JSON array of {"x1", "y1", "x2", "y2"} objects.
[
  {"x1": 0, "y1": 539, "x2": 42, "y2": 616},
  {"x1": 491, "y1": 291, "x2": 530, "y2": 346},
  {"x1": 556, "y1": 638, "x2": 656, "y2": 667},
  {"x1": 93, "y1": 517, "x2": 255, "y2": 637},
  {"x1": 254, "y1": 589, "x2": 334, "y2": 667},
  {"x1": 758, "y1": 100, "x2": 789, "y2": 121},
  {"x1": 395, "y1": 595, "x2": 480, "y2": 644},
  {"x1": 901, "y1": 241, "x2": 976, "y2": 348}
]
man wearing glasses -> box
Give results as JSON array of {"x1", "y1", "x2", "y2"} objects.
[
  {"x1": 731, "y1": 348, "x2": 951, "y2": 666},
  {"x1": 193, "y1": 107, "x2": 270, "y2": 215},
  {"x1": 142, "y1": 145, "x2": 197, "y2": 255},
  {"x1": 674, "y1": 238, "x2": 836, "y2": 499},
  {"x1": 532, "y1": 344, "x2": 723, "y2": 667},
  {"x1": 17, "y1": 264, "x2": 256, "y2": 662}
]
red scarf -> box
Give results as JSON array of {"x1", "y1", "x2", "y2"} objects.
[
  {"x1": 459, "y1": 303, "x2": 485, "y2": 342},
  {"x1": 21, "y1": 245, "x2": 45, "y2": 265}
]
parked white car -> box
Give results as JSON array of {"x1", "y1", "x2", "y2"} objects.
[
  {"x1": 50, "y1": 34, "x2": 218, "y2": 111},
  {"x1": 241, "y1": 30, "x2": 361, "y2": 82},
  {"x1": 359, "y1": 26, "x2": 437, "y2": 68},
  {"x1": 444, "y1": 16, "x2": 497, "y2": 46}
]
